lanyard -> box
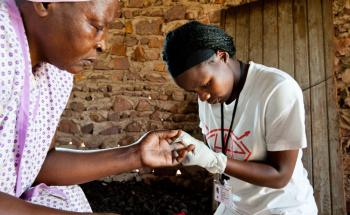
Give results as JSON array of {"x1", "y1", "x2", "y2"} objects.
[{"x1": 219, "y1": 61, "x2": 243, "y2": 184}]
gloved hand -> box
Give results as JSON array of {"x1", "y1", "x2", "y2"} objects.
[{"x1": 173, "y1": 131, "x2": 227, "y2": 174}]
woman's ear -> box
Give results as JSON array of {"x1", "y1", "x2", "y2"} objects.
[
  {"x1": 216, "y1": 50, "x2": 229, "y2": 63},
  {"x1": 32, "y1": 2, "x2": 50, "y2": 17}
]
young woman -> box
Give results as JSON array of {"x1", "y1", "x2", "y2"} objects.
[
  {"x1": 0, "y1": 1, "x2": 192, "y2": 214},
  {"x1": 163, "y1": 21, "x2": 318, "y2": 215}
]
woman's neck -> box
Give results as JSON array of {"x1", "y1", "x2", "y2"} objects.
[
  {"x1": 16, "y1": 0, "x2": 42, "y2": 69},
  {"x1": 225, "y1": 59, "x2": 249, "y2": 104}
]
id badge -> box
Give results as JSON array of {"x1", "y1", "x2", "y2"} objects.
[{"x1": 214, "y1": 179, "x2": 232, "y2": 207}]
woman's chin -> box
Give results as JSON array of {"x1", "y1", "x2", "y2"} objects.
[{"x1": 66, "y1": 65, "x2": 84, "y2": 74}]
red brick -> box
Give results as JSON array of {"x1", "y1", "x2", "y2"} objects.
[
  {"x1": 94, "y1": 59, "x2": 110, "y2": 70},
  {"x1": 140, "y1": 37, "x2": 149, "y2": 45},
  {"x1": 172, "y1": 91, "x2": 185, "y2": 101},
  {"x1": 89, "y1": 112, "x2": 106, "y2": 122},
  {"x1": 99, "y1": 126, "x2": 122, "y2": 135},
  {"x1": 149, "y1": 8, "x2": 164, "y2": 17},
  {"x1": 145, "y1": 49, "x2": 160, "y2": 60},
  {"x1": 165, "y1": 5, "x2": 186, "y2": 21},
  {"x1": 171, "y1": 114, "x2": 187, "y2": 122},
  {"x1": 209, "y1": 10, "x2": 222, "y2": 23},
  {"x1": 150, "y1": 110, "x2": 162, "y2": 120},
  {"x1": 119, "y1": 135, "x2": 136, "y2": 146},
  {"x1": 335, "y1": 38, "x2": 350, "y2": 56},
  {"x1": 108, "y1": 112, "x2": 120, "y2": 121},
  {"x1": 81, "y1": 123, "x2": 94, "y2": 134},
  {"x1": 111, "y1": 72, "x2": 124, "y2": 81},
  {"x1": 70, "y1": 102, "x2": 85, "y2": 112},
  {"x1": 148, "y1": 37, "x2": 163, "y2": 48},
  {"x1": 124, "y1": 10, "x2": 133, "y2": 19},
  {"x1": 125, "y1": 36, "x2": 138, "y2": 46},
  {"x1": 111, "y1": 43, "x2": 127, "y2": 56},
  {"x1": 111, "y1": 21, "x2": 124, "y2": 29},
  {"x1": 133, "y1": 46, "x2": 146, "y2": 62},
  {"x1": 136, "y1": 99, "x2": 153, "y2": 111},
  {"x1": 125, "y1": 21, "x2": 133, "y2": 34},
  {"x1": 185, "y1": 11, "x2": 198, "y2": 20},
  {"x1": 126, "y1": 121, "x2": 143, "y2": 132},
  {"x1": 154, "y1": 62, "x2": 166, "y2": 72},
  {"x1": 113, "y1": 96, "x2": 134, "y2": 112},
  {"x1": 128, "y1": 0, "x2": 143, "y2": 8},
  {"x1": 135, "y1": 19, "x2": 162, "y2": 35},
  {"x1": 59, "y1": 119, "x2": 80, "y2": 134},
  {"x1": 114, "y1": 57, "x2": 130, "y2": 70},
  {"x1": 126, "y1": 72, "x2": 142, "y2": 81},
  {"x1": 144, "y1": 73, "x2": 166, "y2": 82}
]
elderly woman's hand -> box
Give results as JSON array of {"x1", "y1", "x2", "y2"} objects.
[{"x1": 137, "y1": 130, "x2": 195, "y2": 168}]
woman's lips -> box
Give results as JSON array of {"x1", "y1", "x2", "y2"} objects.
[{"x1": 79, "y1": 59, "x2": 95, "y2": 66}]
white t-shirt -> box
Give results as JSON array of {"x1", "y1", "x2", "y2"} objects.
[{"x1": 198, "y1": 62, "x2": 318, "y2": 215}]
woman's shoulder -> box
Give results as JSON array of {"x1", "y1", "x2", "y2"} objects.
[
  {"x1": 248, "y1": 61, "x2": 301, "y2": 91},
  {"x1": 37, "y1": 63, "x2": 73, "y2": 83}
]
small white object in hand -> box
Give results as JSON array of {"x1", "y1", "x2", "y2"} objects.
[{"x1": 176, "y1": 169, "x2": 182, "y2": 175}]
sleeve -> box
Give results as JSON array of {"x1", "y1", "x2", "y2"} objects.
[{"x1": 265, "y1": 79, "x2": 307, "y2": 151}]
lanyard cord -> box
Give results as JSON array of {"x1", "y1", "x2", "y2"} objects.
[
  {"x1": 221, "y1": 96, "x2": 240, "y2": 154},
  {"x1": 220, "y1": 61, "x2": 243, "y2": 155},
  {"x1": 219, "y1": 61, "x2": 244, "y2": 184}
]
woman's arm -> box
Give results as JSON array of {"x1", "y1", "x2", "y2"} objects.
[
  {"x1": 0, "y1": 191, "x2": 89, "y2": 215},
  {"x1": 178, "y1": 132, "x2": 299, "y2": 189},
  {"x1": 34, "y1": 144, "x2": 141, "y2": 186},
  {"x1": 35, "y1": 130, "x2": 192, "y2": 186},
  {"x1": 224, "y1": 150, "x2": 299, "y2": 189}
]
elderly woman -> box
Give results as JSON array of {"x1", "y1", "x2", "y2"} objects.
[{"x1": 0, "y1": 0, "x2": 192, "y2": 214}]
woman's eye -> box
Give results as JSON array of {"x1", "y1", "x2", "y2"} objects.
[
  {"x1": 95, "y1": 26, "x2": 104, "y2": 32},
  {"x1": 91, "y1": 24, "x2": 104, "y2": 32},
  {"x1": 202, "y1": 82, "x2": 209, "y2": 88}
]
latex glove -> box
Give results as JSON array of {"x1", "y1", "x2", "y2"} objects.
[{"x1": 173, "y1": 131, "x2": 227, "y2": 174}]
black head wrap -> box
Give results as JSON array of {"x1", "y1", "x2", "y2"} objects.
[{"x1": 163, "y1": 21, "x2": 236, "y2": 78}]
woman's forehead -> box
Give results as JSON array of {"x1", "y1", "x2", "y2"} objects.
[
  {"x1": 60, "y1": 0, "x2": 116, "y2": 23},
  {"x1": 175, "y1": 66, "x2": 210, "y2": 90}
]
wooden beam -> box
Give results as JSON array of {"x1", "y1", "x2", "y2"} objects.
[
  {"x1": 249, "y1": 1, "x2": 263, "y2": 63},
  {"x1": 278, "y1": 0, "x2": 294, "y2": 77},
  {"x1": 293, "y1": 0, "x2": 310, "y2": 90},
  {"x1": 235, "y1": 4, "x2": 250, "y2": 62},
  {"x1": 263, "y1": 0, "x2": 278, "y2": 68},
  {"x1": 311, "y1": 82, "x2": 331, "y2": 215}
]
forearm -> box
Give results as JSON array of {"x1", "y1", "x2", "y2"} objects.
[
  {"x1": 0, "y1": 192, "x2": 88, "y2": 215},
  {"x1": 35, "y1": 145, "x2": 141, "y2": 186},
  {"x1": 224, "y1": 159, "x2": 289, "y2": 189}
]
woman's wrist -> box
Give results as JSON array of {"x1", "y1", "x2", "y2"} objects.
[{"x1": 112, "y1": 143, "x2": 143, "y2": 173}]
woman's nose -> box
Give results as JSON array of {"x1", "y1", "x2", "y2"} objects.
[
  {"x1": 198, "y1": 91, "x2": 211, "y2": 101},
  {"x1": 96, "y1": 40, "x2": 106, "y2": 53}
]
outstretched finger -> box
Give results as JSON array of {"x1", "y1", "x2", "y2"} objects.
[{"x1": 176, "y1": 144, "x2": 195, "y2": 162}]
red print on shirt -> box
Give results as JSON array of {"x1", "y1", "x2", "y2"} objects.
[{"x1": 205, "y1": 128, "x2": 251, "y2": 161}]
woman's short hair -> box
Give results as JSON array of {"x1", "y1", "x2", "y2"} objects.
[{"x1": 163, "y1": 21, "x2": 236, "y2": 78}]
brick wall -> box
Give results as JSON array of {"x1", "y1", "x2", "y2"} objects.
[
  {"x1": 55, "y1": 0, "x2": 350, "y2": 206},
  {"x1": 55, "y1": 0, "x2": 255, "y2": 149},
  {"x1": 333, "y1": 0, "x2": 350, "y2": 208}
]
